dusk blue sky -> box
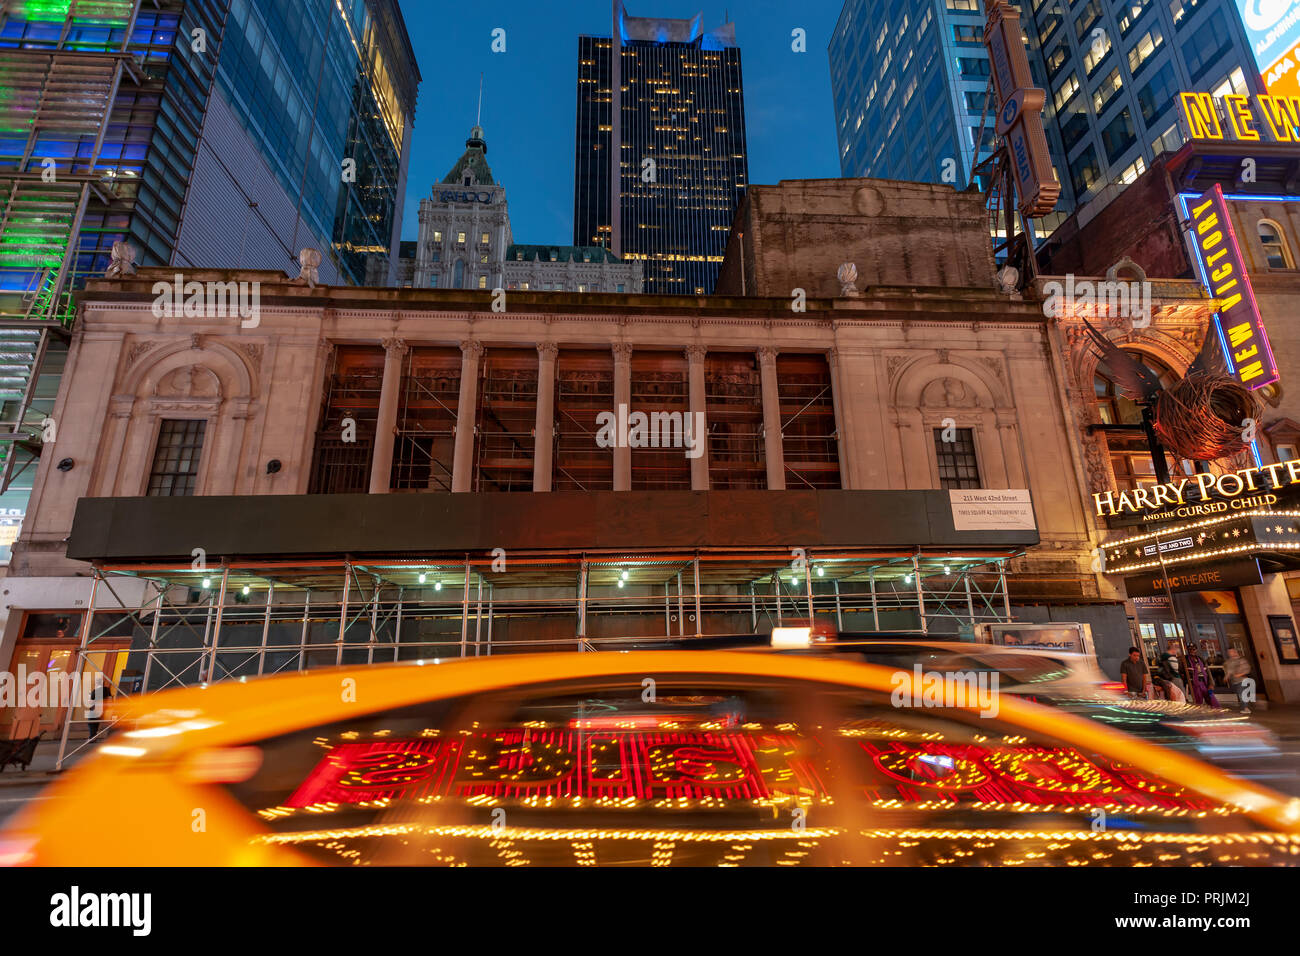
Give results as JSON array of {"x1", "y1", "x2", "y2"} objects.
[{"x1": 395, "y1": 0, "x2": 848, "y2": 244}]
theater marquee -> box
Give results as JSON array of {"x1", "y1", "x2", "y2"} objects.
[{"x1": 1093, "y1": 457, "x2": 1300, "y2": 522}]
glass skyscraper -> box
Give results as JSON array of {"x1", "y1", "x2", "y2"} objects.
[
  {"x1": 0, "y1": 0, "x2": 419, "y2": 561},
  {"x1": 574, "y1": 2, "x2": 749, "y2": 295},
  {"x1": 829, "y1": 0, "x2": 1259, "y2": 229}
]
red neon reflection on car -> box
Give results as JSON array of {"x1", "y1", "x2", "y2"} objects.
[{"x1": 284, "y1": 730, "x2": 1209, "y2": 811}]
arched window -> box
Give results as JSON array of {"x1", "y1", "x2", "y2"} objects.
[
  {"x1": 1093, "y1": 352, "x2": 1177, "y2": 490},
  {"x1": 453, "y1": 260, "x2": 465, "y2": 288},
  {"x1": 1258, "y1": 219, "x2": 1294, "y2": 270}
]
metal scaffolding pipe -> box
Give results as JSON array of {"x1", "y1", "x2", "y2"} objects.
[
  {"x1": 140, "y1": 584, "x2": 163, "y2": 693},
  {"x1": 460, "y1": 560, "x2": 471, "y2": 658},
  {"x1": 1000, "y1": 560, "x2": 1012, "y2": 622},
  {"x1": 474, "y1": 573, "x2": 483, "y2": 656},
  {"x1": 803, "y1": 552, "x2": 814, "y2": 622},
  {"x1": 693, "y1": 555, "x2": 702, "y2": 637},
  {"x1": 298, "y1": 591, "x2": 311, "y2": 672},
  {"x1": 394, "y1": 586, "x2": 404, "y2": 663},
  {"x1": 367, "y1": 583, "x2": 379, "y2": 665},
  {"x1": 913, "y1": 553, "x2": 926, "y2": 635},
  {"x1": 208, "y1": 565, "x2": 230, "y2": 682},
  {"x1": 56, "y1": 571, "x2": 100, "y2": 771},
  {"x1": 578, "y1": 559, "x2": 589, "y2": 646},
  {"x1": 870, "y1": 569, "x2": 879, "y2": 630},
  {"x1": 258, "y1": 582, "x2": 274, "y2": 675},
  {"x1": 337, "y1": 564, "x2": 351, "y2": 666},
  {"x1": 834, "y1": 579, "x2": 843, "y2": 632}
]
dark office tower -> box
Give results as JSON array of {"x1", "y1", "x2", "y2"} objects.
[{"x1": 574, "y1": 2, "x2": 748, "y2": 295}]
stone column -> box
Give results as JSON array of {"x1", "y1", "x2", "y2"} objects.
[
  {"x1": 533, "y1": 342, "x2": 558, "y2": 491},
  {"x1": 686, "y1": 345, "x2": 709, "y2": 490},
  {"x1": 369, "y1": 338, "x2": 408, "y2": 494},
  {"x1": 827, "y1": 347, "x2": 850, "y2": 489},
  {"x1": 758, "y1": 346, "x2": 785, "y2": 490},
  {"x1": 612, "y1": 342, "x2": 632, "y2": 491},
  {"x1": 452, "y1": 339, "x2": 483, "y2": 493}
]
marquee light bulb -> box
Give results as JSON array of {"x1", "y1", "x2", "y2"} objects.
[
  {"x1": 434, "y1": 581, "x2": 442, "y2": 591},
  {"x1": 418, "y1": 573, "x2": 426, "y2": 584},
  {"x1": 201, "y1": 578, "x2": 211, "y2": 589}
]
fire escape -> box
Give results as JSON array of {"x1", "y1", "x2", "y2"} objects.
[{"x1": 0, "y1": 0, "x2": 144, "y2": 495}]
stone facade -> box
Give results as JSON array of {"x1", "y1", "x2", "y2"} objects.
[
  {"x1": 715, "y1": 178, "x2": 1000, "y2": 297},
  {"x1": 501, "y1": 245, "x2": 642, "y2": 293}
]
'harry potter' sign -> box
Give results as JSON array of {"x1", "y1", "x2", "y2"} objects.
[{"x1": 1094, "y1": 458, "x2": 1300, "y2": 522}]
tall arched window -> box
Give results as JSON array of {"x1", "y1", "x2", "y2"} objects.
[
  {"x1": 453, "y1": 260, "x2": 465, "y2": 288},
  {"x1": 1258, "y1": 219, "x2": 1294, "y2": 270},
  {"x1": 1094, "y1": 352, "x2": 1177, "y2": 490}
]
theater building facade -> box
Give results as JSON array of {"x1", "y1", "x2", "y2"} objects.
[
  {"x1": 5, "y1": 175, "x2": 1295, "y2": 750},
  {"x1": 0, "y1": 270, "x2": 1118, "y2": 731}
]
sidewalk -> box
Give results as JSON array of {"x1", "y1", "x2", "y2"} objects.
[{"x1": 0, "y1": 738, "x2": 93, "y2": 786}]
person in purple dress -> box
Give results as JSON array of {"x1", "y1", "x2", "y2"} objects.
[{"x1": 1186, "y1": 649, "x2": 1219, "y2": 708}]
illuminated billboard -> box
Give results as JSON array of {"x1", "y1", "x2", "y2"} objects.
[
  {"x1": 1238, "y1": 0, "x2": 1300, "y2": 96},
  {"x1": 1180, "y1": 184, "x2": 1279, "y2": 390}
]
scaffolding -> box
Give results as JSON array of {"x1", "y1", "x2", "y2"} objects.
[{"x1": 52, "y1": 547, "x2": 1017, "y2": 768}]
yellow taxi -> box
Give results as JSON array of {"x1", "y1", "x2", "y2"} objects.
[{"x1": 3, "y1": 650, "x2": 1298, "y2": 867}]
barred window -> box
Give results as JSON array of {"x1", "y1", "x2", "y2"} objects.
[
  {"x1": 148, "y1": 419, "x2": 206, "y2": 497},
  {"x1": 933, "y1": 427, "x2": 981, "y2": 489}
]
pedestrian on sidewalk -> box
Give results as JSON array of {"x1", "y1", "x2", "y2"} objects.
[
  {"x1": 1157, "y1": 652, "x2": 1186, "y2": 703},
  {"x1": 1187, "y1": 649, "x2": 1219, "y2": 708},
  {"x1": 1120, "y1": 647, "x2": 1148, "y2": 699},
  {"x1": 1224, "y1": 648, "x2": 1252, "y2": 714}
]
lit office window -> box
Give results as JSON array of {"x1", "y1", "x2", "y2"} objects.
[
  {"x1": 1082, "y1": 31, "x2": 1112, "y2": 76},
  {"x1": 147, "y1": 420, "x2": 206, "y2": 497},
  {"x1": 1118, "y1": 0, "x2": 1151, "y2": 36},
  {"x1": 1168, "y1": 0, "x2": 1205, "y2": 28},
  {"x1": 433, "y1": 231, "x2": 443, "y2": 242},
  {"x1": 933, "y1": 428, "x2": 981, "y2": 490},
  {"x1": 1127, "y1": 27, "x2": 1163, "y2": 77},
  {"x1": 457, "y1": 232, "x2": 466, "y2": 244},
  {"x1": 478, "y1": 275, "x2": 488, "y2": 289},
  {"x1": 1093, "y1": 69, "x2": 1123, "y2": 115},
  {"x1": 1117, "y1": 155, "x2": 1147, "y2": 185},
  {"x1": 480, "y1": 232, "x2": 489, "y2": 244},
  {"x1": 1259, "y1": 220, "x2": 1295, "y2": 269},
  {"x1": 1211, "y1": 66, "x2": 1249, "y2": 98},
  {"x1": 1053, "y1": 72, "x2": 1081, "y2": 114}
]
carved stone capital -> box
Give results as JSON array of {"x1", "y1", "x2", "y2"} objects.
[
  {"x1": 382, "y1": 337, "x2": 409, "y2": 355},
  {"x1": 612, "y1": 342, "x2": 634, "y2": 362},
  {"x1": 460, "y1": 339, "x2": 484, "y2": 358},
  {"x1": 757, "y1": 346, "x2": 779, "y2": 366},
  {"x1": 685, "y1": 344, "x2": 707, "y2": 364},
  {"x1": 537, "y1": 341, "x2": 559, "y2": 361}
]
